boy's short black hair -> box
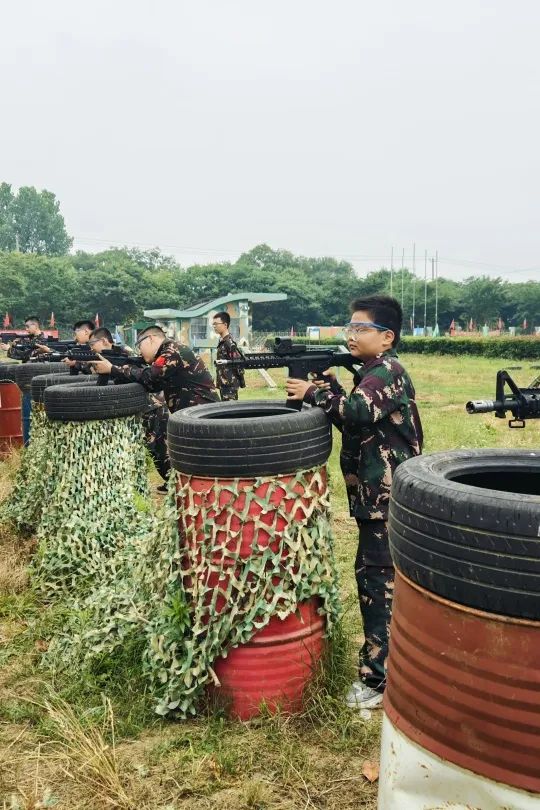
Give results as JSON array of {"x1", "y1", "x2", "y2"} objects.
[
  {"x1": 91, "y1": 327, "x2": 113, "y2": 344},
  {"x1": 73, "y1": 320, "x2": 95, "y2": 331},
  {"x1": 24, "y1": 316, "x2": 40, "y2": 325},
  {"x1": 350, "y1": 294, "x2": 402, "y2": 346},
  {"x1": 137, "y1": 325, "x2": 166, "y2": 340},
  {"x1": 213, "y1": 311, "x2": 230, "y2": 327}
]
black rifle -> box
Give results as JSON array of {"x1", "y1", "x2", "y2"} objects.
[
  {"x1": 216, "y1": 336, "x2": 358, "y2": 410},
  {"x1": 1, "y1": 332, "x2": 27, "y2": 342},
  {"x1": 466, "y1": 370, "x2": 540, "y2": 428},
  {"x1": 31, "y1": 348, "x2": 146, "y2": 386}
]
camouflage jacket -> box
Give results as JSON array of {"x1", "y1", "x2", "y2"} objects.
[
  {"x1": 7, "y1": 332, "x2": 48, "y2": 363},
  {"x1": 110, "y1": 339, "x2": 219, "y2": 413},
  {"x1": 304, "y1": 350, "x2": 423, "y2": 520},
  {"x1": 216, "y1": 334, "x2": 245, "y2": 391}
]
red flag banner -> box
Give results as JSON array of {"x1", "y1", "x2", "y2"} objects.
[
  {"x1": 49, "y1": 312, "x2": 56, "y2": 328},
  {"x1": 523, "y1": 318, "x2": 528, "y2": 330},
  {"x1": 95, "y1": 313, "x2": 100, "y2": 328},
  {"x1": 3, "y1": 312, "x2": 10, "y2": 328}
]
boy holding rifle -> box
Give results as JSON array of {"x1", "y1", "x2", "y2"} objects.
[{"x1": 286, "y1": 295, "x2": 423, "y2": 710}]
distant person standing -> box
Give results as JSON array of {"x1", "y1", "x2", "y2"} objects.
[{"x1": 212, "y1": 312, "x2": 245, "y2": 401}]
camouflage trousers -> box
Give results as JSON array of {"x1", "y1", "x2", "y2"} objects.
[
  {"x1": 142, "y1": 407, "x2": 170, "y2": 481},
  {"x1": 355, "y1": 519, "x2": 394, "y2": 693},
  {"x1": 218, "y1": 385, "x2": 239, "y2": 401}
]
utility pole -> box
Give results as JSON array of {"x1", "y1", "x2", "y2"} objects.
[
  {"x1": 411, "y1": 242, "x2": 416, "y2": 333},
  {"x1": 401, "y1": 247, "x2": 405, "y2": 310},
  {"x1": 390, "y1": 246, "x2": 394, "y2": 296},
  {"x1": 423, "y1": 250, "x2": 428, "y2": 334},
  {"x1": 435, "y1": 250, "x2": 439, "y2": 331}
]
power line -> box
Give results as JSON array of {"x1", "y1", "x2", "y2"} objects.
[{"x1": 71, "y1": 233, "x2": 540, "y2": 277}]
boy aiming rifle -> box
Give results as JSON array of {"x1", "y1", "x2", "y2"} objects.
[{"x1": 286, "y1": 295, "x2": 423, "y2": 710}]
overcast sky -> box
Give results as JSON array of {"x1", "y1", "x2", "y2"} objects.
[{"x1": 1, "y1": 0, "x2": 539, "y2": 282}]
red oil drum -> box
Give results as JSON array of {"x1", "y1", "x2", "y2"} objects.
[
  {"x1": 169, "y1": 401, "x2": 334, "y2": 720},
  {"x1": 0, "y1": 381, "x2": 23, "y2": 456},
  {"x1": 213, "y1": 598, "x2": 325, "y2": 720},
  {"x1": 384, "y1": 572, "x2": 540, "y2": 796}
]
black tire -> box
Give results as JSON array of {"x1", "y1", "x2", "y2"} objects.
[
  {"x1": 44, "y1": 382, "x2": 148, "y2": 422},
  {"x1": 31, "y1": 373, "x2": 97, "y2": 404},
  {"x1": 168, "y1": 400, "x2": 332, "y2": 477},
  {"x1": 10, "y1": 362, "x2": 67, "y2": 393},
  {"x1": 0, "y1": 363, "x2": 18, "y2": 383},
  {"x1": 389, "y1": 449, "x2": 540, "y2": 619}
]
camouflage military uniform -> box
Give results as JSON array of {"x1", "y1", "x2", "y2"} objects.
[
  {"x1": 305, "y1": 349, "x2": 423, "y2": 692},
  {"x1": 110, "y1": 339, "x2": 219, "y2": 412},
  {"x1": 142, "y1": 393, "x2": 170, "y2": 481},
  {"x1": 216, "y1": 334, "x2": 245, "y2": 401},
  {"x1": 7, "y1": 332, "x2": 49, "y2": 363}
]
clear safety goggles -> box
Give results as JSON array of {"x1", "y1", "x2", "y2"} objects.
[{"x1": 343, "y1": 321, "x2": 393, "y2": 337}]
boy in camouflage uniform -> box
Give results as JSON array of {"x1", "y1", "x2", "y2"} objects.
[
  {"x1": 286, "y1": 295, "x2": 423, "y2": 710},
  {"x1": 93, "y1": 326, "x2": 219, "y2": 490},
  {"x1": 1, "y1": 316, "x2": 49, "y2": 362},
  {"x1": 88, "y1": 327, "x2": 171, "y2": 484},
  {"x1": 212, "y1": 311, "x2": 245, "y2": 400}
]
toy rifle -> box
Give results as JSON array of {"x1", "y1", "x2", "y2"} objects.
[
  {"x1": 466, "y1": 370, "x2": 540, "y2": 427},
  {"x1": 30, "y1": 348, "x2": 146, "y2": 386},
  {"x1": 216, "y1": 336, "x2": 358, "y2": 410}
]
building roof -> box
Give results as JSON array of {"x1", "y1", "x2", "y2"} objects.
[{"x1": 144, "y1": 292, "x2": 287, "y2": 319}]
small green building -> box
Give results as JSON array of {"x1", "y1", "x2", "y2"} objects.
[{"x1": 142, "y1": 292, "x2": 287, "y2": 350}]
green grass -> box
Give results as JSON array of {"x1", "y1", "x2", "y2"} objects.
[{"x1": 0, "y1": 354, "x2": 538, "y2": 809}]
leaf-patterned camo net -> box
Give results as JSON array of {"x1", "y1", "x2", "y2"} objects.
[
  {"x1": 44, "y1": 466, "x2": 340, "y2": 719},
  {"x1": 147, "y1": 467, "x2": 341, "y2": 717},
  {"x1": 1, "y1": 399, "x2": 339, "y2": 718},
  {"x1": 1, "y1": 408, "x2": 151, "y2": 595},
  {"x1": 1, "y1": 405, "x2": 52, "y2": 533}
]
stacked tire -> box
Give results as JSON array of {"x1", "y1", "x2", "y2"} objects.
[
  {"x1": 43, "y1": 381, "x2": 147, "y2": 421},
  {"x1": 379, "y1": 449, "x2": 540, "y2": 810},
  {"x1": 168, "y1": 401, "x2": 333, "y2": 719}
]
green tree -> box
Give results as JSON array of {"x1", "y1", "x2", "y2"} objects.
[
  {"x1": 0, "y1": 183, "x2": 72, "y2": 255},
  {"x1": 458, "y1": 276, "x2": 506, "y2": 326}
]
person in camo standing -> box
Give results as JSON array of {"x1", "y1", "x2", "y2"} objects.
[
  {"x1": 212, "y1": 311, "x2": 245, "y2": 401},
  {"x1": 286, "y1": 294, "x2": 423, "y2": 710}
]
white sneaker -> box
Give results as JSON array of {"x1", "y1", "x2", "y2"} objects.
[{"x1": 345, "y1": 681, "x2": 384, "y2": 710}]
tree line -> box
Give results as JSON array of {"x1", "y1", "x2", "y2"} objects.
[
  {"x1": 0, "y1": 243, "x2": 539, "y2": 333},
  {"x1": 0, "y1": 182, "x2": 538, "y2": 333}
]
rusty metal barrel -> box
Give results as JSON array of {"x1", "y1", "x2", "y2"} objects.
[
  {"x1": 379, "y1": 449, "x2": 540, "y2": 809},
  {"x1": 8, "y1": 362, "x2": 66, "y2": 444},
  {"x1": 168, "y1": 401, "x2": 335, "y2": 719},
  {"x1": 0, "y1": 364, "x2": 23, "y2": 455}
]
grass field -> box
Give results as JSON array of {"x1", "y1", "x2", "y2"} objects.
[{"x1": 0, "y1": 355, "x2": 539, "y2": 809}]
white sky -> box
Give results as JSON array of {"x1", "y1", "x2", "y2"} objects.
[{"x1": 1, "y1": 0, "x2": 539, "y2": 282}]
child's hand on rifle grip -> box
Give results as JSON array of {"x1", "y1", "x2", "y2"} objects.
[{"x1": 311, "y1": 368, "x2": 335, "y2": 390}]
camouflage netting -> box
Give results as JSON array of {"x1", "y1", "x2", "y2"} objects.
[
  {"x1": 0, "y1": 408, "x2": 151, "y2": 596},
  {"x1": 1, "y1": 405, "x2": 53, "y2": 533},
  {"x1": 149, "y1": 467, "x2": 340, "y2": 716},
  {"x1": 34, "y1": 415, "x2": 151, "y2": 596},
  {"x1": 46, "y1": 465, "x2": 340, "y2": 718}
]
